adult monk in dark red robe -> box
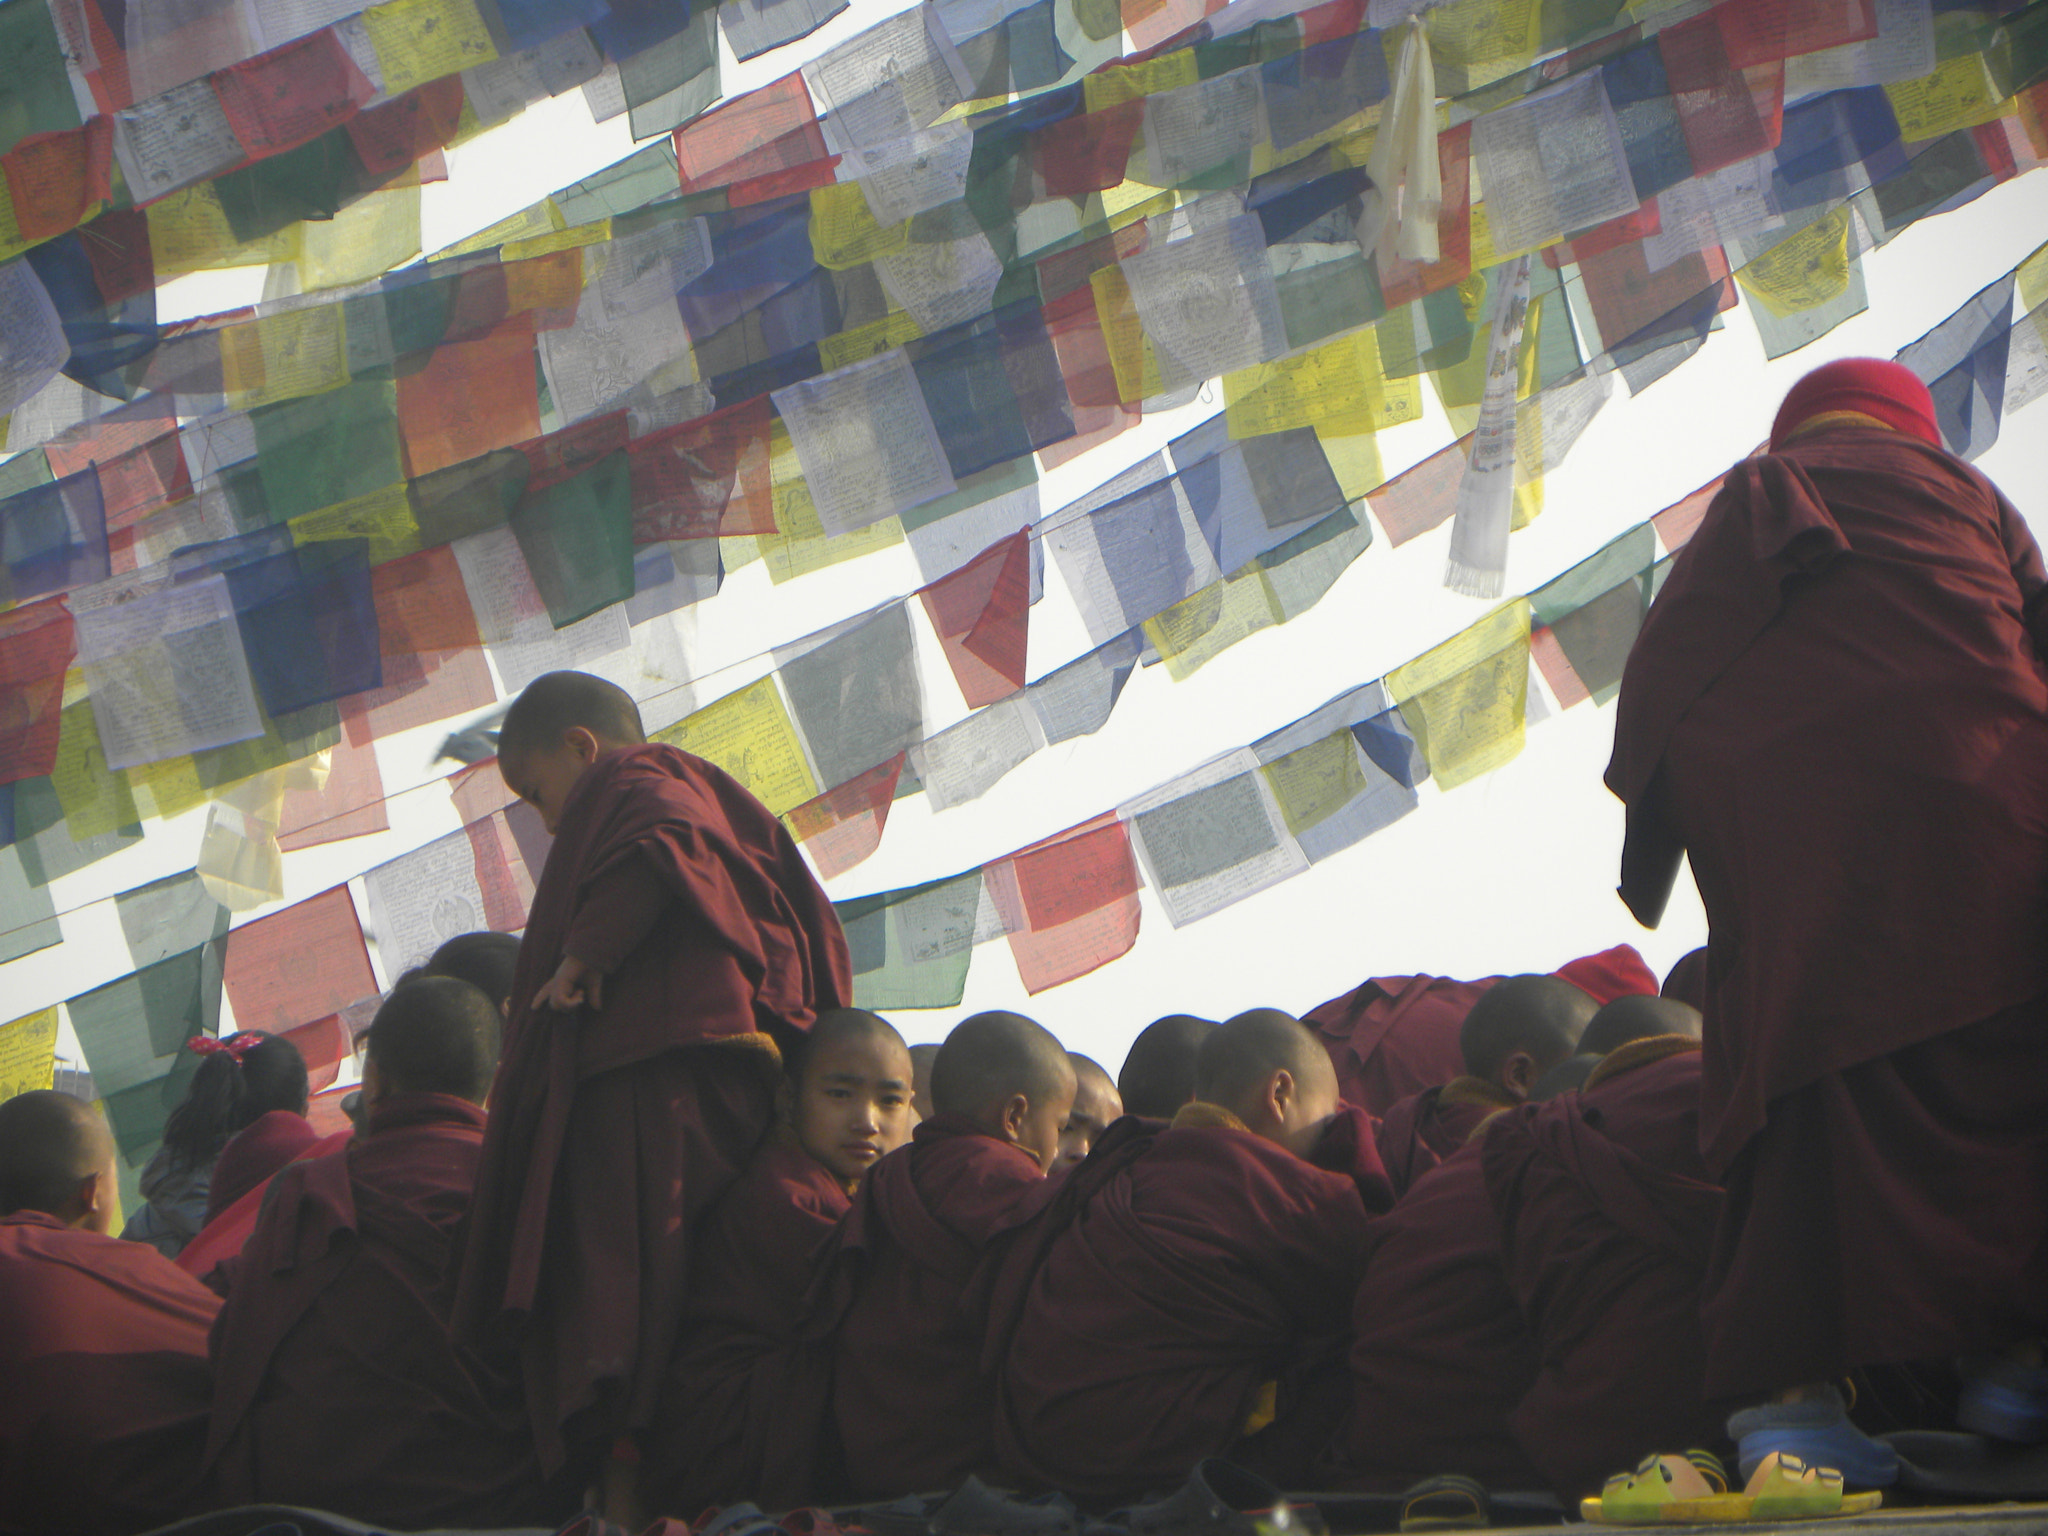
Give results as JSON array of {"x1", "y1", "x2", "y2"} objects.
[
  {"x1": 644, "y1": 1009, "x2": 915, "y2": 1514},
  {"x1": 0, "y1": 1091, "x2": 219, "y2": 1536},
  {"x1": 820, "y1": 1011, "x2": 1073, "y2": 1499},
  {"x1": 206, "y1": 977, "x2": 549, "y2": 1524},
  {"x1": 452, "y1": 672, "x2": 850, "y2": 1496},
  {"x1": 1305, "y1": 947, "x2": 1654, "y2": 1116},
  {"x1": 1374, "y1": 975, "x2": 1593, "y2": 1197},
  {"x1": 1482, "y1": 1027, "x2": 1722, "y2": 1496},
  {"x1": 1607, "y1": 358, "x2": 2048, "y2": 1472},
  {"x1": 993, "y1": 1010, "x2": 1389, "y2": 1504}
]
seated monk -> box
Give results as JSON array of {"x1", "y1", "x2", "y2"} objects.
[
  {"x1": 994, "y1": 1010, "x2": 1391, "y2": 1505},
  {"x1": 1578, "y1": 994, "x2": 1702, "y2": 1058},
  {"x1": 1116, "y1": 1014, "x2": 1216, "y2": 1119},
  {"x1": 644, "y1": 1009, "x2": 915, "y2": 1514},
  {"x1": 821, "y1": 1012, "x2": 1074, "y2": 1499},
  {"x1": 0, "y1": 1091, "x2": 220, "y2": 1536},
  {"x1": 205, "y1": 977, "x2": 551, "y2": 1526},
  {"x1": 1375, "y1": 976, "x2": 1593, "y2": 1198},
  {"x1": 1305, "y1": 947, "x2": 1655, "y2": 1117},
  {"x1": 1055, "y1": 1053, "x2": 1123, "y2": 1175},
  {"x1": 1481, "y1": 1030, "x2": 1722, "y2": 1496},
  {"x1": 908, "y1": 1042, "x2": 940, "y2": 1122}
]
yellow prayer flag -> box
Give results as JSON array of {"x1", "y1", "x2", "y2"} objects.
[
  {"x1": 1388, "y1": 600, "x2": 1532, "y2": 788},
  {"x1": 818, "y1": 309, "x2": 926, "y2": 373},
  {"x1": 362, "y1": 0, "x2": 498, "y2": 96},
  {"x1": 757, "y1": 422, "x2": 905, "y2": 582},
  {"x1": 1885, "y1": 53, "x2": 2011, "y2": 140},
  {"x1": 146, "y1": 184, "x2": 302, "y2": 273},
  {"x1": 1144, "y1": 567, "x2": 1282, "y2": 682},
  {"x1": 1082, "y1": 50, "x2": 1199, "y2": 112},
  {"x1": 1224, "y1": 327, "x2": 1423, "y2": 439},
  {"x1": 52, "y1": 694, "x2": 141, "y2": 841},
  {"x1": 1260, "y1": 730, "x2": 1371, "y2": 838},
  {"x1": 292, "y1": 183, "x2": 424, "y2": 294},
  {"x1": 810, "y1": 182, "x2": 910, "y2": 270},
  {"x1": 1736, "y1": 209, "x2": 1853, "y2": 317},
  {"x1": 0, "y1": 1008, "x2": 60, "y2": 1102},
  {"x1": 289, "y1": 483, "x2": 423, "y2": 566},
  {"x1": 653, "y1": 676, "x2": 822, "y2": 815},
  {"x1": 220, "y1": 304, "x2": 351, "y2": 411}
]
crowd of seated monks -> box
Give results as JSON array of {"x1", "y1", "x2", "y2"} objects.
[{"x1": 0, "y1": 935, "x2": 1743, "y2": 1535}]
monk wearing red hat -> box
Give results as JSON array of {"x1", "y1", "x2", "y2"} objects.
[{"x1": 1607, "y1": 356, "x2": 2048, "y2": 1482}]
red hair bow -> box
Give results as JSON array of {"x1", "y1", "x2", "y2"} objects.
[{"x1": 186, "y1": 1033, "x2": 258, "y2": 1061}]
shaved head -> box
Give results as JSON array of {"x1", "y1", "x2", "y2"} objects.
[
  {"x1": 1196, "y1": 1009, "x2": 1336, "y2": 1113},
  {"x1": 1579, "y1": 994, "x2": 1702, "y2": 1057},
  {"x1": 1531, "y1": 1054, "x2": 1600, "y2": 1100},
  {"x1": 365, "y1": 977, "x2": 503, "y2": 1104},
  {"x1": 1118, "y1": 1014, "x2": 1217, "y2": 1119},
  {"x1": 498, "y1": 670, "x2": 645, "y2": 755},
  {"x1": 932, "y1": 1013, "x2": 1074, "y2": 1119},
  {"x1": 1057, "y1": 1054, "x2": 1123, "y2": 1171},
  {"x1": 908, "y1": 1042, "x2": 941, "y2": 1122},
  {"x1": 1459, "y1": 975, "x2": 1595, "y2": 1091},
  {"x1": 0, "y1": 1092, "x2": 116, "y2": 1226},
  {"x1": 796, "y1": 1009, "x2": 910, "y2": 1086}
]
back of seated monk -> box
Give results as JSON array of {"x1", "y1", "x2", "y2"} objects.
[
  {"x1": 1375, "y1": 976, "x2": 1595, "y2": 1198},
  {"x1": 204, "y1": 976, "x2": 553, "y2": 1526},
  {"x1": 0, "y1": 1091, "x2": 221, "y2": 1536},
  {"x1": 1116, "y1": 1014, "x2": 1217, "y2": 1120},
  {"x1": 994, "y1": 1010, "x2": 1388, "y2": 1505},
  {"x1": 823, "y1": 1011, "x2": 1075, "y2": 1500},
  {"x1": 643, "y1": 1009, "x2": 915, "y2": 1514},
  {"x1": 1483, "y1": 1017, "x2": 1717, "y2": 1498}
]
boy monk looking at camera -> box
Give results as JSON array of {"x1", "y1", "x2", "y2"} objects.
[{"x1": 451, "y1": 670, "x2": 851, "y2": 1509}]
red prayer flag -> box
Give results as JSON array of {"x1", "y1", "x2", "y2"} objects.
[
  {"x1": 463, "y1": 809, "x2": 538, "y2": 931},
  {"x1": 629, "y1": 395, "x2": 777, "y2": 541},
  {"x1": 1577, "y1": 240, "x2": 1734, "y2": 354},
  {"x1": 986, "y1": 815, "x2": 1143, "y2": 994},
  {"x1": 222, "y1": 886, "x2": 378, "y2": 1035},
  {"x1": 213, "y1": 28, "x2": 375, "y2": 156},
  {"x1": 346, "y1": 77, "x2": 465, "y2": 179},
  {"x1": 1036, "y1": 101, "x2": 1145, "y2": 198},
  {"x1": 675, "y1": 73, "x2": 828, "y2": 194},
  {"x1": 1530, "y1": 625, "x2": 1590, "y2": 709},
  {"x1": 786, "y1": 752, "x2": 905, "y2": 879},
  {"x1": 278, "y1": 730, "x2": 390, "y2": 852},
  {"x1": 2, "y1": 116, "x2": 113, "y2": 245},
  {"x1": 397, "y1": 327, "x2": 542, "y2": 479},
  {"x1": 919, "y1": 530, "x2": 1031, "y2": 707},
  {"x1": 271, "y1": 1011, "x2": 356, "y2": 1093},
  {"x1": 1651, "y1": 470, "x2": 1733, "y2": 555},
  {"x1": 0, "y1": 595, "x2": 76, "y2": 786},
  {"x1": 1660, "y1": 14, "x2": 1782, "y2": 176},
  {"x1": 1366, "y1": 434, "x2": 1472, "y2": 546}
]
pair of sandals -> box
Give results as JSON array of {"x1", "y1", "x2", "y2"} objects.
[{"x1": 1581, "y1": 1450, "x2": 1883, "y2": 1525}]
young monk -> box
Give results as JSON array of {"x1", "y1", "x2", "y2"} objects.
[
  {"x1": 0, "y1": 1092, "x2": 220, "y2": 1535},
  {"x1": 1055, "y1": 1053, "x2": 1123, "y2": 1174},
  {"x1": 821, "y1": 1011, "x2": 1074, "y2": 1498},
  {"x1": 205, "y1": 977, "x2": 548, "y2": 1525},
  {"x1": 452, "y1": 671, "x2": 851, "y2": 1495},
  {"x1": 644, "y1": 1008, "x2": 916, "y2": 1514},
  {"x1": 1305, "y1": 947, "x2": 1654, "y2": 1117},
  {"x1": 1116, "y1": 1013, "x2": 1216, "y2": 1119},
  {"x1": 993, "y1": 1010, "x2": 1389, "y2": 1504},
  {"x1": 1607, "y1": 359, "x2": 2048, "y2": 1476},
  {"x1": 1374, "y1": 975, "x2": 1594, "y2": 1198}
]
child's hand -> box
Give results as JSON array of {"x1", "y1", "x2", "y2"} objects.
[{"x1": 533, "y1": 955, "x2": 605, "y2": 1014}]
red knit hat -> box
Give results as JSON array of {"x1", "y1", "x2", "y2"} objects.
[{"x1": 1769, "y1": 357, "x2": 1942, "y2": 451}]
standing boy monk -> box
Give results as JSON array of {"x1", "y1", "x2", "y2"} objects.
[
  {"x1": 820, "y1": 1011, "x2": 1075, "y2": 1499},
  {"x1": 645, "y1": 1008, "x2": 916, "y2": 1513},
  {"x1": 992, "y1": 1010, "x2": 1390, "y2": 1504},
  {"x1": 450, "y1": 671, "x2": 852, "y2": 1499}
]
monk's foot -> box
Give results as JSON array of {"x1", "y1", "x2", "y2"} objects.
[
  {"x1": 1959, "y1": 1352, "x2": 2048, "y2": 1444},
  {"x1": 1728, "y1": 1383, "x2": 1899, "y2": 1488}
]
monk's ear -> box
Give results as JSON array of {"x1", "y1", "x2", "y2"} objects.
[
  {"x1": 1498, "y1": 1050, "x2": 1538, "y2": 1101},
  {"x1": 1267, "y1": 1067, "x2": 1297, "y2": 1122},
  {"x1": 564, "y1": 725, "x2": 602, "y2": 763},
  {"x1": 71, "y1": 1169, "x2": 112, "y2": 1234},
  {"x1": 998, "y1": 1092, "x2": 1031, "y2": 1144}
]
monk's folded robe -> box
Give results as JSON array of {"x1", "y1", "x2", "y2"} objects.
[
  {"x1": 993, "y1": 1103, "x2": 1388, "y2": 1505},
  {"x1": 1, "y1": 1210, "x2": 220, "y2": 1536},
  {"x1": 453, "y1": 745, "x2": 849, "y2": 1472},
  {"x1": 644, "y1": 1136, "x2": 850, "y2": 1514},
  {"x1": 206, "y1": 1092, "x2": 547, "y2": 1526},
  {"x1": 1330, "y1": 1139, "x2": 1540, "y2": 1492},
  {"x1": 1607, "y1": 427, "x2": 2048, "y2": 1396},
  {"x1": 206, "y1": 1110, "x2": 319, "y2": 1225},
  {"x1": 1305, "y1": 974, "x2": 1497, "y2": 1117},
  {"x1": 821, "y1": 1114, "x2": 1056, "y2": 1499},
  {"x1": 1376, "y1": 1078, "x2": 1515, "y2": 1199},
  {"x1": 180, "y1": 1128, "x2": 351, "y2": 1291},
  {"x1": 1482, "y1": 1041, "x2": 1723, "y2": 1497}
]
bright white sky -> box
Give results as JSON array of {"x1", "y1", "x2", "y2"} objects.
[{"x1": 15, "y1": 7, "x2": 2048, "y2": 1087}]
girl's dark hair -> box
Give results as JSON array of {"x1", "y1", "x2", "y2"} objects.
[{"x1": 160, "y1": 1033, "x2": 312, "y2": 1168}]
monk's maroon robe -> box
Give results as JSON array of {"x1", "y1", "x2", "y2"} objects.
[
  {"x1": 1482, "y1": 1045, "x2": 1723, "y2": 1496},
  {"x1": 823, "y1": 1115, "x2": 1054, "y2": 1499},
  {"x1": 180, "y1": 1128, "x2": 352, "y2": 1289},
  {"x1": 1607, "y1": 429, "x2": 2048, "y2": 1395},
  {"x1": 452, "y1": 745, "x2": 850, "y2": 1473},
  {"x1": 1304, "y1": 974, "x2": 1496, "y2": 1117},
  {"x1": 1332, "y1": 1142, "x2": 1539, "y2": 1491},
  {"x1": 205, "y1": 1110, "x2": 319, "y2": 1225},
  {"x1": 1376, "y1": 1079, "x2": 1515, "y2": 1199},
  {"x1": 644, "y1": 1137, "x2": 850, "y2": 1513},
  {"x1": 0, "y1": 1211, "x2": 219, "y2": 1535},
  {"x1": 206, "y1": 1093, "x2": 547, "y2": 1526},
  {"x1": 994, "y1": 1104, "x2": 1387, "y2": 1504}
]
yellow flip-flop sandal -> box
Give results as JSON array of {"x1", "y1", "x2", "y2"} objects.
[{"x1": 1583, "y1": 1451, "x2": 1885, "y2": 1524}]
